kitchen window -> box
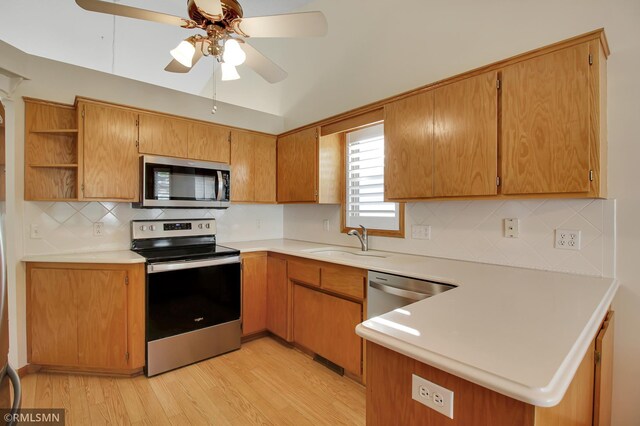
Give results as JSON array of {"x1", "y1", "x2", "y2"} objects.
[{"x1": 343, "y1": 123, "x2": 403, "y2": 237}]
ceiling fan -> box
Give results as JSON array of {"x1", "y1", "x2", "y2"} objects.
[{"x1": 74, "y1": 0, "x2": 328, "y2": 83}]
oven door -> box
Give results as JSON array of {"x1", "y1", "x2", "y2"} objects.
[
  {"x1": 140, "y1": 155, "x2": 230, "y2": 209},
  {"x1": 146, "y1": 256, "x2": 241, "y2": 342}
]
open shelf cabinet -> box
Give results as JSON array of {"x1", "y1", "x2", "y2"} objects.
[{"x1": 24, "y1": 98, "x2": 80, "y2": 200}]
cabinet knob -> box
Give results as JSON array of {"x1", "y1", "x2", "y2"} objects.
[
  {"x1": 139, "y1": 225, "x2": 147, "y2": 231},
  {"x1": 149, "y1": 225, "x2": 157, "y2": 231}
]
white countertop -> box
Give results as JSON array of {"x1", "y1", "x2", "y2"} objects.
[
  {"x1": 22, "y1": 239, "x2": 617, "y2": 407},
  {"x1": 224, "y1": 239, "x2": 618, "y2": 407},
  {"x1": 22, "y1": 250, "x2": 146, "y2": 264}
]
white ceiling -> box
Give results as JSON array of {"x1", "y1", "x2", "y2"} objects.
[
  {"x1": 0, "y1": 0, "x2": 313, "y2": 115},
  {"x1": 1, "y1": 0, "x2": 637, "y2": 131}
]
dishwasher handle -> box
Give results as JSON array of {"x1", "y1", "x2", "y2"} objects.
[{"x1": 369, "y1": 280, "x2": 432, "y2": 301}]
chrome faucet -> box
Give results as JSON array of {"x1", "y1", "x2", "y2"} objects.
[{"x1": 348, "y1": 225, "x2": 369, "y2": 251}]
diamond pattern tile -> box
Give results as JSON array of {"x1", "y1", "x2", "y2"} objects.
[{"x1": 283, "y1": 199, "x2": 615, "y2": 277}]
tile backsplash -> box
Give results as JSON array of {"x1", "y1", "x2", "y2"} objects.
[
  {"x1": 283, "y1": 199, "x2": 616, "y2": 277},
  {"x1": 23, "y1": 201, "x2": 284, "y2": 254}
]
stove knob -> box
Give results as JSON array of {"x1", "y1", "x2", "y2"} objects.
[
  {"x1": 198, "y1": 224, "x2": 204, "y2": 229},
  {"x1": 139, "y1": 225, "x2": 147, "y2": 231},
  {"x1": 149, "y1": 225, "x2": 157, "y2": 231},
  {"x1": 205, "y1": 223, "x2": 211, "y2": 229}
]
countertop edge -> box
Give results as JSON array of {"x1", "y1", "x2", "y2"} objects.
[
  {"x1": 22, "y1": 252, "x2": 146, "y2": 264},
  {"x1": 356, "y1": 278, "x2": 619, "y2": 407}
]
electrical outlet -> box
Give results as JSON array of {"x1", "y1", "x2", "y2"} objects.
[
  {"x1": 323, "y1": 219, "x2": 330, "y2": 232},
  {"x1": 504, "y1": 218, "x2": 519, "y2": 238},
  {"x1": 555, "y1": 229, "x2": 581, "y2": 250},
  {"x1": 30, "y1": 224, "x2": 42, "y2": 239},
  {"x1": 412, "y1": 225, "x2": 431, "y2": 240},
  {"x1": 412, "y1": 374, "x2": 454, "y2": 419},
  {"x1": 93, "y1": 222, "x2": 104, "y2": 237}
]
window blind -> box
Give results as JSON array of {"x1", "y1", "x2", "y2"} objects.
[{"x1": 345, "y1": 123, "x2": 400, "y2": 231}]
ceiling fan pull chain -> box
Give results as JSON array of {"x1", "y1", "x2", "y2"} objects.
[{"x1": 211, "y1": 58, "x2": 218, "y2": 114}]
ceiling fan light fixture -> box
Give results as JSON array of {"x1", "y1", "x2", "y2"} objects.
[
  {"x1": 170, "y1": 37, "x2": 197, "y2": 67},
  {"x1": 222, "y1": 39, "x2": 246, "y2": 66},
  {"x1": 221, "y1": 62, "x2": 240, "y2": 81}
]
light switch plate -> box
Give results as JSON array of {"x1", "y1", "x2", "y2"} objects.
[
  {"x1": 412, "y1": 374, "x2": 454, "y2": 419},
  {"x1": 504, "y1": 218, "x2": 519, "y2": 238}
]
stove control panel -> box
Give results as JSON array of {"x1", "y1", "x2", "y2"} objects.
[{"x1": 132, "y1": 219, "x2": 216, "y2": 240}]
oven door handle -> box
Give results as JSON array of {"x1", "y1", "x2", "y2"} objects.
[
  {"x1": 148, "y1": 256, "x2": 240, "y2": 273},
  {"x1": 369, "y1": 280, "x2": 432, "y2": 301}
]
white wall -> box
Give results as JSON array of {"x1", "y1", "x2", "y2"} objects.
[
  {"x1": 285, "y1": 199, "x2": 615, "y2": 277},
  {"x1": 0, "y1": 43, "x2": 285, "y2": 369}
]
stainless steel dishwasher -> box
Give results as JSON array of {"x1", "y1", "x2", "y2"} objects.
[{"x1": 367, "y1": 271, "x2": 457, "y2": 318}]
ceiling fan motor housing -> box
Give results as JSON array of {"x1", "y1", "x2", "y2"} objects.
[{"x1": 187, "y1": 0, "x2": 243, "y2": 27}]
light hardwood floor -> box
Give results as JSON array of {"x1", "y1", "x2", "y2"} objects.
[{"x1": 20, "y1": 337, "x2": 366, "y2": 425}]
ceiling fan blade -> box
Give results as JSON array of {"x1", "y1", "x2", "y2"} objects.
[
  {"x1": 233, "y1": 11, "x2": 328, "y2": 38},
  {"x1": 241, "y1": 43, "x2": 288, "y2": 83},
  {"x1": 75, "y1": 0, "x2": 192, "y2": 27},
  {"x1": 165, "y1": 42, "x2": 206, "y2": 73},
  {"x1": 193, "y1": 0, "x2": 224, "y2": 20}
]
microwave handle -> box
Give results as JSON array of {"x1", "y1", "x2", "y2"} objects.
[{"x1": 217, "y1": 170, "x2": 224, "y2": 201}]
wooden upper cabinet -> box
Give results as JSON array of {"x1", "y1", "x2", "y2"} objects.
[
  {"x1": 138, "y1": 113, "x2": 189, "y2": 158},
  {"x1": 433, "y1": 72, "x2": 498, "y2": 197},
  {"x1": 501, "y1": 42, "x2": 592, "y2": 195},
  {"x1": 384, "y1": 91, "x2": 435, "y2": 200},
  {"x1": 79, "y1": 101, "x2": 139, "y2": 200},
  {"x1": 187, "y1": 122, "x2": 230, "y2": 163},
  {"x1": 277, "y1": 127, "x2": 318, "y2": 203},
  {"x1": 230, "y1": 130, "x2": 276, "y2": 203}
]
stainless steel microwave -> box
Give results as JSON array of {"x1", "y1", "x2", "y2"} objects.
[{"x1": 135, "y1": 155, "x2": 231, "y2": 209}]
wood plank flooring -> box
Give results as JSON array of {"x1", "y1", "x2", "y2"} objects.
[{"x1": 20, "y1": 337, "x2": 366, "y2": 425}]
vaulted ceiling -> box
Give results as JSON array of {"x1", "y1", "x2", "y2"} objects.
[{"x1": 0, "y1": 0, "x2": 635, "y2": 131}]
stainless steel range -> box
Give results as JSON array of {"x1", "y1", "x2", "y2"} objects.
[{"x1": 131, "y1": 219, "x2": 241, "y2": 377}]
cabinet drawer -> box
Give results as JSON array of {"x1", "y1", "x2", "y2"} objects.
[
  {"x1": 289, "y1": 261, "x2": 321, "y2": 287},
  {"x1": 321, "y1": 266, "x2": 365, "y2": 300}
]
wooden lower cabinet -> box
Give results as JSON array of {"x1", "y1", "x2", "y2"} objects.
[
  {"x1": 266, "y1": 255, "x2": 290, "y2": 341},
  {"x1": 366, "y1": 311, "x2": 615, "y2": 426},
  {"x1": 26, "y1": 262, "x2": 145, "y2": 374},
  {"x1": 241, "y1": 253, "x2": 268, "y2": 336},
  {"x1": 293, "y1": 284, "x2": 362, "y2": 376}
]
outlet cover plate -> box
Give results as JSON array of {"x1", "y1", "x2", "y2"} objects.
[
  {"x1": 555, "y1": 229, "x2": 581, "y2": 250},
  {"x1": 412, "y1": 374, "x2": 454, "y2": 419},
  {"x1": 412, "y1": 225, "x2": 431, "y2": 240}
]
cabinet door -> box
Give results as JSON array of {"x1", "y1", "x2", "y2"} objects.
[
  {"x1": 188, "y1": 122, "x2": 230, "y2": 163},
  {"x1": 29, "y1": 268, "x2": 78, "y2": 366},
  {"x1": 277, "y1": 127, "x2": 318, "y2": 203},
  {"x1": 241, "y1": 254, "x2": 268, "y2": 336},
  {"x1": 253, "y1": 134, "x2": 277, "y2": 203},
  {"x1": 384, "y1": 91, "x2": 434, "y2": 199},
  {"x1": 292, "y1": 285, "x2": 324, "y2": 354},
  {"x1": 81, "y1": 102, "x2": 139, "y2": 200},
  {"x1": 501, "y1": 43, "x2": 591, "y2": 194},
  {"x1": 230, "y1": 131, "x2": 255, "y2": 202},
  {"x1": 138, "y1": 113, "x2": 189, "y2": 158},
  {"x1": 322, "y1": 292, "x2": 362, "y2": 375},
  {"x1": 594, "y1": 311, "x2": 614, "y2": 426},
  {"x1": 266, "y1": 256, "x2": 290, "y2": 340},
  {"x1": 76, "y1": 270, "x2": 128, "y2": 369},
  {"x1": 433, "y1": 72, "x2": 498, "y2": 196}
]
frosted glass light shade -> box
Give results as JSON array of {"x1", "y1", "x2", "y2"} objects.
[
  {"x1": 221, "y1": 62, "x2": 240, "y2": 81},
  {"x1": 222, "y1": 39, "x2": 246, "y2": 66},
  {"x1": 170, "y1": 39, "x2": 196, "y2": 67}
]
